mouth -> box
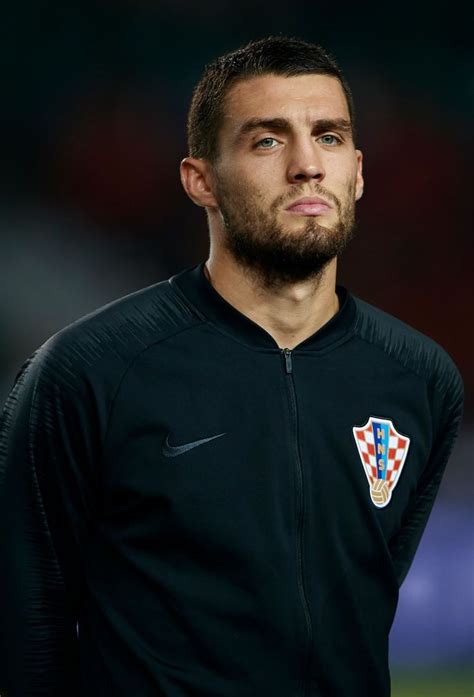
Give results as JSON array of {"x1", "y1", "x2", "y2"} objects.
[{"x1": 285, "y1": 196, "x2": 333, "y2": 217}]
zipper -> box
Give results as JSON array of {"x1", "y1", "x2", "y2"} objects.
[
  {"x1": 281, "y1": 348, "x2": 313, "y2": 697},
  {"x1": 283, "y1": 347, "x2": 293, "y2": 374}
]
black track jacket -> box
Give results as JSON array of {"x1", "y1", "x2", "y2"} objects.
[{"x1": 0, "y1": 261, "x2": 464, "y2": 697}]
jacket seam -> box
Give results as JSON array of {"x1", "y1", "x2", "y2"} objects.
[
  {"x1": 102, "y1": 320, "x2": 204, "y2": 448},
  {"x1": 352, "y1": 331, "x2": 442, "y2": 394}
]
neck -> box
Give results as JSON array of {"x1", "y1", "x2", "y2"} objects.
[{"x1": 203, "y1": 250, "x2": 339, "y2": 350}]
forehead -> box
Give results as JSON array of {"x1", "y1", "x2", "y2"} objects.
[{"x1": 221, "y1": 73, "x2": 350, "y2": 134}]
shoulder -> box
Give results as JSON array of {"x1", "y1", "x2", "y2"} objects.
[
  {"x1": 15, "y1": 277, "x2": 203, "y2": 399},
  {"x1": 351, "y1": 294, "x2": 464, "y2": 406}
]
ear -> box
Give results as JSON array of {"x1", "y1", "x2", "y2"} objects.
[
  {"x1": 354, "y1": 149, "x2": 364, "y2": 201},
  {"x1": 180, "y1": 157, "x2": 218, "y2": 208}
]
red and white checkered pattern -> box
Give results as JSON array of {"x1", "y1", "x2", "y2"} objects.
[{"x1": 353, "y1": 417, "x2": 410, "y2": 491}]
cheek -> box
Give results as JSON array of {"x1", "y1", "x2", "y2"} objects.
[
  {"x1": 218, "y1": 160, "x2": 256, "y2": 194},
  {"x1": 325, "y1": 150, "x2": 357, "y2": 178},
  {"x1": 234, "y1": 150, "x2": 281, "y2": 183},
  {"x1": 227, "y1": 169, "x2": 269, "y2": 206},
  {"x1": 330, "y1": 167, "x2": 358, "y2": 204}
]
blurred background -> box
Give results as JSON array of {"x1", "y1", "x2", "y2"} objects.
[{"x1": 1, "y1": 1, "x2": 472, "y2": 694}]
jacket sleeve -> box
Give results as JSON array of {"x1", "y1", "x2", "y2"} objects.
[
  {"x1": 0, "y1": 339, "x2": 101, "y2": 696},
  {"x1": 388, "y1": 360, "x2": 464, "y2": 588}
]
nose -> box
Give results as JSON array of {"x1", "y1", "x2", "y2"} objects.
[{"x1": 286, "y1": 137, "x2": 325, "y2": 184}]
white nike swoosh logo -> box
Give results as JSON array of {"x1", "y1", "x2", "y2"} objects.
[{"x1": 162, "y1": 432, "x2": 227, "y2": 457}]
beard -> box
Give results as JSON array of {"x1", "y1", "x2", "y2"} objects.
[{"x1": 213, "y1": 174, "x2": 357, "y2": 291}]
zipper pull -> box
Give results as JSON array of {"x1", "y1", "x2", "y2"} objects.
[{"x1": 282, "y1": 347, "x2": 293, "y2": 374}]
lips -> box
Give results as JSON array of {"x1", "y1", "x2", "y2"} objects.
[{"x1": 285, "y1": 196, "x2": 332, "y2": 216}]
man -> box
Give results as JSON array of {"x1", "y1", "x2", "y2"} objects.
[{"x1": 0, "y1": 36, "x2": 464, "y2": 697}]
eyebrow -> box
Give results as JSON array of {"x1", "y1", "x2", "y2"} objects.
[{"x1": 236, "y1": 117, "x2": 353, "y2": 141}]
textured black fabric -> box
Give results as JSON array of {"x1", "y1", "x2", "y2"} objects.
[{"x1": 0, "y1": 261, "x2": 464, "y2": 696}]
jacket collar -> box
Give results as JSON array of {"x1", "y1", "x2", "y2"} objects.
[{"x1": 169, "y1": 261, "x2": 356, "y2": 352}]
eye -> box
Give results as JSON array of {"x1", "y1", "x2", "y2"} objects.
[
  {"x1": 255, "y1": 137, "x2": 279, "y2": 149},
  {"x1": 318, "y1": 134, "x2": 342, "y2": 146}
]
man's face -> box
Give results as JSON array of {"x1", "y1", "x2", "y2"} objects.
[{"x1": 208, "y1": 73, "x2": 364, "y2": 289}]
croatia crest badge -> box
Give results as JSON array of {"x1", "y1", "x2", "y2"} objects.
[{"x1": 353, "y1": 416, "x2": 410, "y2": 508}]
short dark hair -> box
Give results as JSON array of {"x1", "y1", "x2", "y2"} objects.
[{"x1": 186, "y1": 35, "x2": 357, "y2": 163}]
